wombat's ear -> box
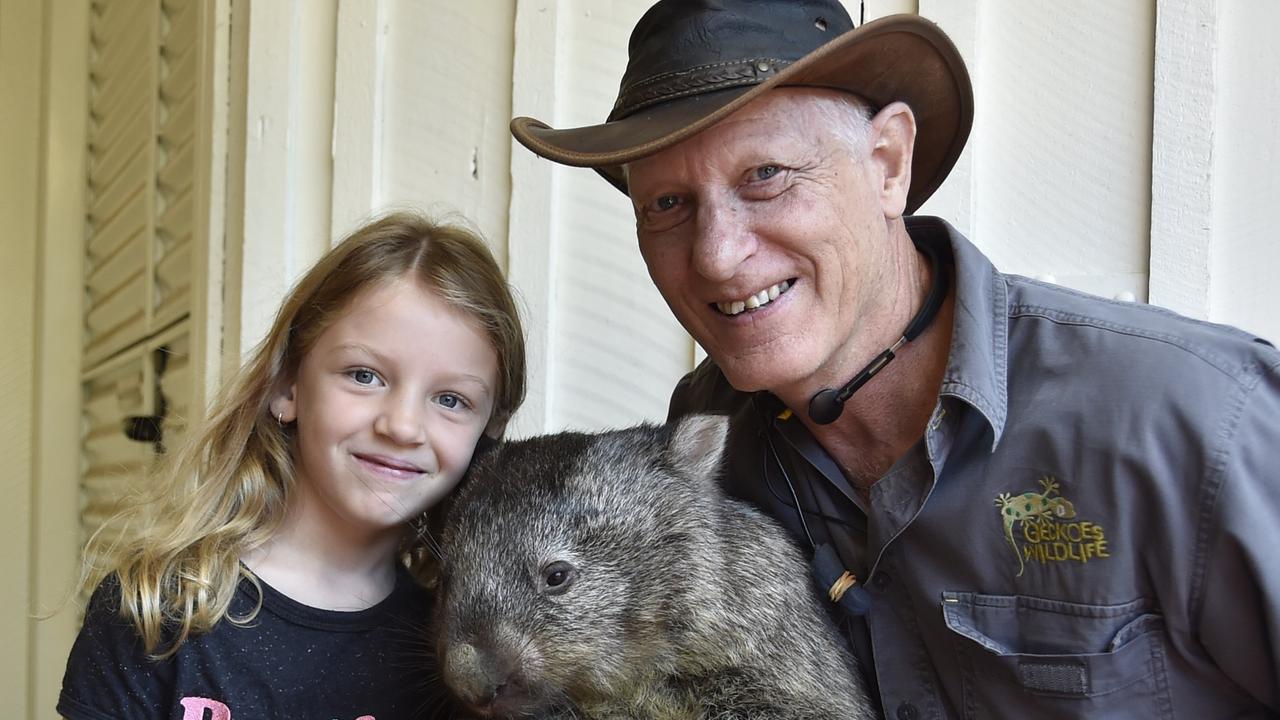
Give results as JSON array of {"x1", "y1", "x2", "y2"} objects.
[{"x1": 667, "y1": 414, "x2": 730, "y2": 483}]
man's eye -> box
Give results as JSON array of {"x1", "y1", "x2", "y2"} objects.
[
  {"x1": 350, "y1": 368, "x2": 380, "y2": 386},
  {"x1": 652, "y1": 195, "x2": 682, "y2": 212},
  {"x1": 754, "y1": 164, "x2": 780, "y2": 181}
]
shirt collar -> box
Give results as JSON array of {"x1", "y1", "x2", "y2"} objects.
[{"x1": 905, "y1": 216, "x2": 1009, "y2": 449}]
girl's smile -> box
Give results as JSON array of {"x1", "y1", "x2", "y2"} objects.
[{"x1": 351, "y1": 452, "x2": 429, "y2": 480}]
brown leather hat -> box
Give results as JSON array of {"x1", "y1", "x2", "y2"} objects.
[{"x1": 510, "y1": 0, "x2": 973, "y2": 214}]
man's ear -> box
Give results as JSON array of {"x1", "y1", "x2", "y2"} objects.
[
  {"x1": 869, "y1": 101, "x2": 917, "y2": 220},
  {"x1": 268, "y1": 380, "x2": 298, "y2": 424}
]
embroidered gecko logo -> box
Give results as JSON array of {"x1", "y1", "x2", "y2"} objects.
[{"x1": 995, "y1": 476, "x2": 1076, "y2": 577}]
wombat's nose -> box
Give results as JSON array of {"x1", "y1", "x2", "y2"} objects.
[{"x1": 442, "y1": 641, "x2": 532, "y2": 716}]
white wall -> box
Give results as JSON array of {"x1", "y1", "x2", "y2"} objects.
[
  {"x1": 3, "y1": 1, "x2": 91, "y2": 715},
  {"x1": 378, "y1": 0, "x2": 516, "y2": 267},
  {"x1": 1210, "y1": 1, "x2": 1280, "y2": 339},
  {"x1": 241, "y1": 0, "x2": 1279, "y2": 442},
  {"x1": 545, "y1": 0, "x2": 692, "y2": 431},
  {"x1": 0, "y1": 0, "x2": 42, "y2": 709},
  {"x1": 971, "y1": 2, "x2": 1154, "y2": 302}
]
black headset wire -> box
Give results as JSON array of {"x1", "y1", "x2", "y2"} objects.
[{"x1": 762, "y1": 426, "x2": 859, "y2": 547}]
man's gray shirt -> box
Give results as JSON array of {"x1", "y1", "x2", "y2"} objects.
[{"x1": 668, "y1": 216, "x2": 1280, "y2": 719}]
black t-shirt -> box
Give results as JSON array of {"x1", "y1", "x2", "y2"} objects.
[{"x1": 58, "y1": 567, "x2": 456, "y2": 719}]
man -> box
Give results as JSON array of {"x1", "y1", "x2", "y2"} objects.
[{"x1": 511, "y1": 1, "x2": 1280, "y2": 717}]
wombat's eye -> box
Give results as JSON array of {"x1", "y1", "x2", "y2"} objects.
[{"x1": 540, "y1": 560, "x2": 577, "y2": 595}]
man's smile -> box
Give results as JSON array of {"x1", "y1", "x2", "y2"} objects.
[{"x1": 713, "y1": 279, "x2": 795, "y2": 316}]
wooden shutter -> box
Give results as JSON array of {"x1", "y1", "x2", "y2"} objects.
[
  {"x1": 80, "y1": 351, "x2": 153, "y2": 558},
  {"x1": 79, "y1": 0, "x2": 206, "y2": 571}
]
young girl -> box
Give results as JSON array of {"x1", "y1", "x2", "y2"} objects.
[{"x1": 58, "y1": 212, "x2": 525, "y2": 720}]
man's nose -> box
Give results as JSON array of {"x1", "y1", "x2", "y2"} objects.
[
  {"x1": 375, "y1": 392, "x2": 428, "y2": 446},
  {"x1": 692, "y1": 201, "x2": 755, "y2": 282}
]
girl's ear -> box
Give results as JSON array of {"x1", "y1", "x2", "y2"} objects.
[
  {"x1": 269, "y1": 381, "x2": 298, "y2": 424},
  {"x1": 483, "y1": 411, "x2": 509, "y2": 441}
]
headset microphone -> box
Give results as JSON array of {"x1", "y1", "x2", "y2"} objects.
[{"x1": 807, "y1": 236, "x2": 950, "y2": 425}]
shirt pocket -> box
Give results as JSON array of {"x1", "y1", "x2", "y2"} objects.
[{"x1": 940, "y1": 591, "x2": 1174, "y2": 720}]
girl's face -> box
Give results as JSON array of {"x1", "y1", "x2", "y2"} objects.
[{"x1": 275, "y1": 277, "x2": 499, "y2": 544}]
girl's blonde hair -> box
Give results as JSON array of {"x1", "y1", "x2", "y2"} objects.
[{"x1": 87, "y1": 211, "x2": 525, "y2": 658}]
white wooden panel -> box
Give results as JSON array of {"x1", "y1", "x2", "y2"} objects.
[
  {"x1": 863, "y1": 0, "x2": 918, "y2": 21},
  {"x1": 237, "y1": 0, "x2": 335, "y2": 356},
  {"x1": 1208, "y1": 1, "x2": 1279, "y2": 344},
  {"x1": 1149, "y1": 0, "x2": 1215, "y2": 317},
  {"x1": 32, "y1": 2, "x2": 92, "y2": 708},
  {"x1": 971, "y1": 1, "x2": 1153, "y2": 303},
  {"x1": 195, "y1": 0, "x2": 231, "y2": 407},
  {"x1": 332, "y1": 0, "x2": 388, "y2": 237},
  {"x1": 550, "y1": 0, "x2": 691, "y2": 430},
  {"x1": 0, "y1": 0, "x2": 42, "y2": 706},
  {"x1": 379, "y1": 0, "x2": 515, "y2": 268},
  {"x1": 916, "y1": 0, "x2": 977, "y2": 236},
  {"x1": 506, "y1": 0, "x2": 567, "y2": 437}
]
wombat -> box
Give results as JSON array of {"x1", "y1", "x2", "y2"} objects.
[{"x1": 433, "y1": 413, "x2": 876, "y2": 719}]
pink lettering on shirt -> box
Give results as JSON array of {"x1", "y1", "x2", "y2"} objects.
[
  {"x1": 176, "y1": 696, "x2": 376, "y2": 719},
  {"x1": 179, "y1": 697, "x2": 232, "y2": 720}
]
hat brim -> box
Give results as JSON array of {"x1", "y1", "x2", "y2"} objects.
[{"x1": 510, "y1": 15, "x2": 972, "y2": 214}]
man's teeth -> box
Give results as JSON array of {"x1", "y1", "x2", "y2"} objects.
[{"x1": 716, "y1": 280, "x2": 791, "y2": 316}]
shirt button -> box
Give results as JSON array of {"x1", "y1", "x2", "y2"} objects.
[
  {"x1": 873, "y1": 572, "x2": 892, "y2": 589},
  {"x1": 896, "y1": 702, "x2": 919, "y2": 720}
]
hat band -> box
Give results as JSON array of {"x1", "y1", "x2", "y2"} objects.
[{"x1": 612, "y1": 57, "x2": 792, "y2": 119}]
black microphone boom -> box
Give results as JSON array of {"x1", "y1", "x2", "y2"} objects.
[{"x1": 806, "y1": 235, "x2": 950, "y2": 425}]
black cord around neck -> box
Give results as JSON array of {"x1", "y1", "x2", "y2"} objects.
[{"x1": 807, "y1": 235, "x2": 950, "y2": 425}]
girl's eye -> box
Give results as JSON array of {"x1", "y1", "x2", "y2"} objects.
[
  {"x1": 436, "y1": 393, "x2": 469, "y2": 410},
  {"x1": 349, "y1": 368, "x2": 381, "y2": 386},
  {"x1": 753, "y1": 164, "x2": 780, "y2": 181}
]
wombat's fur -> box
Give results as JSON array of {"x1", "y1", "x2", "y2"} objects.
[{"x1": 434, "y1": 414, "x2": 876, "y2": 719}]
